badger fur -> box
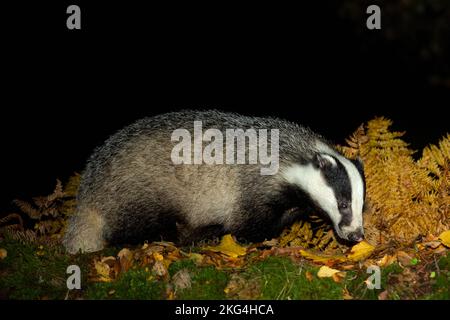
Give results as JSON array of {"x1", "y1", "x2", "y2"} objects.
[{"x1": 63, "y1": 110, "x2": 366, "y2": 253}]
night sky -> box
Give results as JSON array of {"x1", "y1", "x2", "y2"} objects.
[{"x1": 1, "y1": 2, "x2": 449, "y2": 214}]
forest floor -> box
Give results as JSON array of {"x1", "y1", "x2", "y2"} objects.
[{"x1": 1, "y1": 233, "x2": 449, "y2": 300}]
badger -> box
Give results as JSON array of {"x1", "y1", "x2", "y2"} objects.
[{"x1": 63, "y1": 110, "x2": 366, "y2": 253}]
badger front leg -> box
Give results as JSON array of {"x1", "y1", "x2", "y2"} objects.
[
  {"x1": 176, "y1": 222, "x2": 226, "y2": 246},
  {"x1": 63, "y1": 208, "x2": 106, "y2": 254}
]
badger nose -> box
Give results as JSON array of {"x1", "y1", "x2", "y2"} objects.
[{"x1": 348, "y1": 231, "x2": 364, "y2": 242}]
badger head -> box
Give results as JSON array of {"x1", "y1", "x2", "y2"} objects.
[{"x1": 282, "y1": 151, "x2": 366, "y2": 243}]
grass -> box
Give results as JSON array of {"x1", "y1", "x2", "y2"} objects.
[
  {"x1": 245, "y1": 256, "x2": 343, "y2": 300},
  {"x1": 86, "y1": 269, "x2": 165, "y2": 299},
  {"x1": 0, "y1": 237, "x2": 86, "y2": 299},
  {"x1": 169, "y1": 260, "x2": 229, "y2": 300},
  {"x1": 423, "y1": 252, "x2": 450, "y2": 300}
]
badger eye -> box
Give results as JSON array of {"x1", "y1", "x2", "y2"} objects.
[{"x1": 338, "y1": 202, "x2": 349, "y2": 210}]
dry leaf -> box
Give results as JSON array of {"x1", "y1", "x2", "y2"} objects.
[
  {"x1": 262, "y1": 239, "x2": 279, "y2": 247},
  {"x1": 343, "y1": 288, "x2": 353, "y2": 300},
  {"x1": 396, "y1": 251, "x2": 413, "y2": 266},
  {"x1": 172, "y1": 269, "x2": 192, "y2": 291},
  {"x1": 347, "y1": 241, "x2": 375, "y2": 261},
  {"x1": 118, "y1": 248, "x2": 133, "y2": 273},
  {"x1": 378, "y1": 290, "x2": 389, "y2": 300},
  {"x1": 434, "y1": 246, "x2": 447, "y2": 254},
  {"x1": 438, "y1": 230, "x2": 450, "y2": 247},
  {"x1": 376, "y1": 254, "x2": 396, "y2": 267},
  {"x1": 94, "y1": 260, "x2": 112, "y2": 282},
  {"x1": 317, "y1": 266, "x2": 340, "y2": 278},
  {"x1": 342, "y1": 264, "x2": 356, "y2": 270},
  {"x1": 421, "y1": 241, "x2": 442, "y2": 249},
  {"x1": 305, "y1": 271, "x2": 314, "y2": 282},
  {"x1": 152, "y1": 260, "x2": 168, "y2": 277},
  {"x1": 0, "y1": 248, "x2": 7, "y2": 260},
  {"x1": 204, "y1": 234, "x2": 247, "y2": 258},
  {"x1": 188, "y1": 253, "x2": 204, "y2": 265},
  {"x1": 299, "y1": 250, "x2": 346, "y2": 264},
  {"x1": 332, "y1": 272, "x2": 346, "y2": 283},
  {"x1": 153, "y1": 252, "x2": 164, "y2": 261}
]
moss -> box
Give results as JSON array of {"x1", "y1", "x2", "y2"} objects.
[
  {"x1": 0, "y1": 238, "x2": 77, "y2": 299},
  {"x1": 86, "y1": 268, "x2": 165, "y2": 300},
  {"x1": 423, "y1": 253, "x2": 450, "y2": 300},
  {"x1": 245, "y1": 256, "x2": 343, "y2": 300},
  {"x1": 345, "y1": 263, "x2": 403, "y2": 300},
  {"x1": 168, "y1": 259, "x2": 197, "y2": 277},
  {"x1": 174, "y1": 264, "x2": 229, "y2": 300}
]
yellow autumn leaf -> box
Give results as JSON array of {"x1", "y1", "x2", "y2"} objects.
[
  {"x1": 317, "y1": 266, "x2": 340, "y2": 278},
  {"x1": 347, "y1": 241, "x2": 375, "y2": 261},
  {"x1": 438, "y1": 230, "x2": 450, "y2": 248},
  {"x1": 188, "y1": 253, "x2": 204, "y2": 264},
  {"x1": 94, "y1": 260, "x2": 112, "y2": 282},
  {"x1": 0, "y1": 248, "x2": 7, "y2": 260},
  {"x1": 153, "y1": 252, "x2": 164, "y2": 261},
  {"x1": 204, "y1": 234, "x2": 247, "y2": 258},
  {"x1": 299, "y1": 250, "x2": 346, "y2": 264}
]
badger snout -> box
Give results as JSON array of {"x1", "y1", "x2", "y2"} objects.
[{"x1": 346, "y1": 229, "x2": 364, "y2": 242}]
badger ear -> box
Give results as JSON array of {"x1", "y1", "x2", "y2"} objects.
[{"x1": 314, "y1": 154, "x2": 336, "y2": 169}]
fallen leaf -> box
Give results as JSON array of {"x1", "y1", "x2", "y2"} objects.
[
  {"x1": 118, "y1": 248, "x2": 133, "y2": 273},
  {"x1": 396, "y1": 251, "x2": 413, "y2": 266},
  {"x1": 343, "y1": 288, "x2": 353, "y2": 300},
  {"x1": 166, "y1": 288, "x2": 175, "y2": 300},
  {"x1": 305, "y1": 271, "x2": 314, "y2": 282},
  {"x1": 376, "y1": 254, "x2": 396, "y2": 267},
  {"x1": 262, "y1": 239, "x2": 279, "y2": 247},
  {"x1": 317, "y1": 266, "x2": 340, "y2": 278},
  {"x1": 421, "y1": 241, "x2": 442, "y2": 249},
  {"x1": 378, "y1": 290, "x2": 389, "y2": 300},
  {"x1": 94, "y1": 260, "x2": 112, "y2": 282},
  {"x1": 0, "y1": 248, "x2": 7, "y2": 260},
  {"x1": 299, "y1": 250, "x2": 346, "y2": 264},
  {"x1": 423, "y1": 234, "x2": 439, "y2": 242},
  {"x1": 101, "y1": 256, "x2": 116, "y2": 265},
  {"x1": 153, "y1": 252, "x2": 164, "y2": 261},
  {"x1": 434, "y1": 246, "x2": 447, "y2": 254},
  {"x1": 188, "y1": 253, "x2": 204, "y2": 265},
  {"x1": 172, "y1": 269, "x2": 191, "y2": 291},
  {"x1": 332, "y1": 272, "x2": 346, "y2": 283},
  {"x1": 204, "y1": 234, "x2": 247, "y2": 258},
  {"x1": 341, "y1": 264, "x2": 356, "y2": 270},
  {"x1": 152, "y1": 260, "x2": 168, "y2": 277},
  {"x1": 438, "y1": 230, "x2": 450, "y2": 248},
  {"x1": 347, "y1": 241, "x2": 375, "y2": 261}
]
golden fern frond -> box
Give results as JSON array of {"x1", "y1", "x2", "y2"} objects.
[
  {"x1": 5, "y1": 229, "x2": 38, "y2": 245},
  {"x1": 12, "y1": 199, "x2": 42, "y2": 219},
  {"x1": 64, "y1": 173, "x2": 81, "y2": 197},
  {"x1": 339, "y1": 118, "x2": 449, "y2": 244},
  {"x1": 0, "y1": 213, "x2": 24, "y2": 230}
]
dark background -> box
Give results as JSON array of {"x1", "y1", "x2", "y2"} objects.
[{"x1": 1, "y1": 1, "x2": 449, "y2": 215}]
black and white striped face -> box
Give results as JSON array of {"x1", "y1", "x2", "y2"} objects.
[{"x1": 282, "y1": 151, "x2": 366, "y2": 242}]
